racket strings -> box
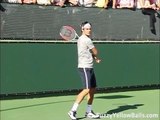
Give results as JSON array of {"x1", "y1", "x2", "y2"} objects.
[{"x1": 60, "y1": 26, "x2": 77, "y2": 41}]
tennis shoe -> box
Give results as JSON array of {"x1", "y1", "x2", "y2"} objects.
[
  {"x1": 85, "y1": 110, "x2": 100, "y2": 119},
  {"x1": 68, "y1": 111, "x2": 77, "y2": 120}
]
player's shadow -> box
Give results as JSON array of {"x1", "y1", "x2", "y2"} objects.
[
  {"x1": 77, "y1": 95, "x2": 135, "y2": 119},
  {"x1": 77, "y1": 117, "x2": 86, "y2": 120},
  {"x1": 77, "y1": 104, "x2": 144, "y2": 120},
  {"x1": 104, "y1": 104, "x2": 144, "y2": 115},
  {"x1": 95, "y1": 95, "x2": 143, "y2": 117}
]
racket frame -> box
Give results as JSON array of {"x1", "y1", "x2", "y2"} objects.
[{"x1": 59, "y1": 25, "x2": 79, "y2": 41}]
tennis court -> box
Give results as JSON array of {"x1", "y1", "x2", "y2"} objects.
[
  {"x1": 0, "y1": 3, "x2": 160, "y2": 120},
  {"x1": 0, "y1": 89, "x2": 159, "y2": 120},
  {"x1": 0, "y1": 41, "x2": 159, "y2": 120}
]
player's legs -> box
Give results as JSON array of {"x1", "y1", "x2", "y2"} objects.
[
  {"x1": 85, "y1": 88, "x2": 100, "y2": 119},
  {"x1": 87, "y1": 87, "x2": 96, "y2": 104},
  {"x1": 68, "y1": 68, "x2": 99, "y2": 119},
  {"x1": 75, "y1": 87, "x2": 96, "y2": 105},
  {"x1": 68, "y1": 89, "x2": 90, "y2": 120},
  {"x1": 75, "y1": 89, "x2": 90, "y2": 104}
]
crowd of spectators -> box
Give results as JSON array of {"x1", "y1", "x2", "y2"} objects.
[{"x1": 4, "y1": 0, "x2": 160, "y2": 10}]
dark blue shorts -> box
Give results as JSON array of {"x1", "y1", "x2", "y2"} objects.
[{"x1": 78, "y1": 68, "x2": 97, "y2": 89}]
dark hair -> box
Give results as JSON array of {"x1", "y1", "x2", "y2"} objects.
[{"x1": 81, "y1": 21, "x2": 92, "y2": 28}]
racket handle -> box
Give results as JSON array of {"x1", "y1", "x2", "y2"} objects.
[{"x1": 94, "y1": 56, "x2": 101, "y2": 63}]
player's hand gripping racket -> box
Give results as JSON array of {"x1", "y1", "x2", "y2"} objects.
[{"x1": 60, "y1": 26, "x2": 79, "y2": 41}]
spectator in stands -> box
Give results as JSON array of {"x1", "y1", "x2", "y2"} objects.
[
  {"x1": 156, "y1": 0, "x2": 160, "y2": 10},
  {"x1": 112, "y1": 0, "x2": 117, "y2": 8},
  {"x1": 66, "y1": 0, "x2": 95, "y2": 7},
  {"x1": 36, "y1": 0, "x2": 66, "y2": 6},
  {"x1": 37, "y1": 0, "x2": 51, "y2": 5},
  {"x1": 95, "y1": 0, "x2": 107, "y2": 8},
  {"x1": 95, "y1": 0, "x2": 116, "y2": 9},
  {"x1": 150, "y1": 0, "x2": 160, "y2": 10},
  {"x1": 68, "y1": 0, "x2": 79, "y2": 6},
  {"x1": 137, "y1": 0, "x2": 160, "y2": 10},
  {"x1": 116, "y1": 0, "x2": 135, "y2": 8},
  {"x1": 22, "y1": 0, "x2": 37, "y2": 4},
  {"x1": 78, "y1": 0, "x2": 95, "y2": 7},
  {"x1": 51, "y1": 0, "x2": 66, "y2": 7},
  {"x1": 141, "y1": 0, "x2": 160, "y2": 34},
  {"x1": 7, "y1": 0, "x2": 22, "y2": 3},
  {"x1": 136, "y1": 0, "x2": 144, "y2": 9},
  {"x1": 143, "y1": 0, "x2": 157, "y2": 9},
  {"x1": 136, "y1": 0, "x2": 153, "y2": 9},
  {"x1": 0, "y1": 3, "x2": 6, "y2": 12}
]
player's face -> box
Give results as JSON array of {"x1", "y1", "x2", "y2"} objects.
[{"x1": 82, "y1": 28, "x2": 91, "y2": 36}]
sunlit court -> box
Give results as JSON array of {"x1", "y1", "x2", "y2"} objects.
[{"x1": 1, "y1": 89, "x2": 159, "y2": 120}]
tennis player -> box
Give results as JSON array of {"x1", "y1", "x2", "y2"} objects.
[{"x1": 68, "y1": 21, "x2": 101, "y2": 120}]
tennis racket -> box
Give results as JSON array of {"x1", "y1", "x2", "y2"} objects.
[{"x1": 59, "y1": 26, "x2": 79, "y2": 41}]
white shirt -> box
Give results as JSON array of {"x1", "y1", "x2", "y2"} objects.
[
  {"x1": 118, "y1": 0, "x2": 134, "y2": 7},
  {"x1": 77, "y1": 34, "x2": 94, "y2": 68},
  {"x1": 78, "y1": 0, "x2": 94, "y2": 7}
]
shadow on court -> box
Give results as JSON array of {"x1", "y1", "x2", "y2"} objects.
[
  {"x1": 76, "y1": 104, "x2": 144, "y2": 120},
  {"x1": 95, "y1": 95, "x2": 133, "y2": 99},
  {"x1": 96, "y1": 95, "x2": 144, "y2": 116},
  {"x1": 77, "y1": 117, "x2": 86, "y2": 120},
  {"x1": 105, "y1": 104, "x2": 144, "y2": 115},
  {"x1": 0, "y1": 99, "x2": 75, "y2": 112}
]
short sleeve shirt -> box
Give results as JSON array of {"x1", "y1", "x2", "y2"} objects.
[
  {"x1": 118, "y1": 0, "x2": 134, "y2": 6},
  {"x1": 77, "y1": 35, "x2": 95, "y2": 68}
]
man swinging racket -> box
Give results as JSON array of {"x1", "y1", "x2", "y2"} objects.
[{"x1": 68, "y1": 21, "x2": 101, "y2": 120}]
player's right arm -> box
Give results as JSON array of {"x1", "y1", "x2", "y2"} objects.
[{"x1": 90, "y1": 47, "x2": 101, "y2": 63}]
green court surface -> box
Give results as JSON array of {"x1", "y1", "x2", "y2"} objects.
[{"x1": 0, "y1": 89, "x2": 159, "y2": 120}]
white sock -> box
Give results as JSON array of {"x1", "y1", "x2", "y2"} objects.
[
  {"x1": 71, "y1": 102, "x2": 79, "y2": 112},
  {"x1": 86, "y1": 104, "x2": 92, "y2": 113}
]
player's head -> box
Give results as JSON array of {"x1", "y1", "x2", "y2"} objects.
[{"x1": 81, "y1": 21, "x2": 92, "y2": 36}]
